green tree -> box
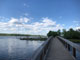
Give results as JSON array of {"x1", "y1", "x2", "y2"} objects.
[
  {"x1": 62, "y1": 29, "x2": 67, "y2": 38},
  {"x1": 47, "y1": 30, "x2": 59, "y2": 37},
  {"x1": 47, "y1": 31, "x2": 53, "y2": 37},
  {"x1": 57, "y1": 29, "x2": 61, "y2": 36},
  {"x1": 47, "y1": 28, "x2": 80, "y2": 39}
]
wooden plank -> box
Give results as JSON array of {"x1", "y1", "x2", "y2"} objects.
[{"x1": 45, "y1": 37, "x2": 75, "y2": 60}]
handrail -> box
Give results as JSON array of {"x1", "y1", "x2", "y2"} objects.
[
  {"x1": 31, "y1": 36, "x2": 53, "y2": 60},
  {"x1": 57, "y1": 36, "x2": 80, "y2": 57}
]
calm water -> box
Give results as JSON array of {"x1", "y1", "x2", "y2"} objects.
[{"x1": 0, "y1": 36, "x2": 44, "y2": 60}]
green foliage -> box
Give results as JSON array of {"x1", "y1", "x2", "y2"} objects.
[
  {"x1": 20, "y1": 38, "x2": 47, "y2": 41},
  {"x1": 47, "y1": 30, "x2": 61, "y2": 37},
  {"x1": 47, "y1": 31, "x2": 53, "y2": 37},
  {"x1": 62, "y1": 28, "x2": 80, "y2": 39},
  {"x1": 62, "y1": 29, "x2": 67, "y2": 38},
  {"x1": 69, "y1": 39, "x2": 80, "y2": 43},
  {"x1": 0, "y1": 33, "x2": 31, "y2": 36},
  {"x1": 57, "y1": 29, "x2": 61, "y2": 36},
  {"x1": 47, "y1": 28, "x2": 80, "y2": 39}
]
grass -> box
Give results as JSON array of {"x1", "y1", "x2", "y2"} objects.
[
  {"x1": 20, "y1": 38, "x2": 47, "y2": 41},
  {"x1": 0, "y1": 33, "x2": 31, "y2": 36},
  {"x1": 0, "y1": 33, "x2": 45, "y2": 36},
  {"x1": 68, "y1": 39, "x2": 80, "y2": 43}
]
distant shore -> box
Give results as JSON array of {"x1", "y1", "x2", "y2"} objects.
[
  {"x1": 20, "y1": 38, "x2": 47, "y2": 41},
  {"x1": 0, "y1": 33, "x2": 30, "y2": 36},
  {"x1": 0, "y1": 33, "x2": 45, "y2": 36}
]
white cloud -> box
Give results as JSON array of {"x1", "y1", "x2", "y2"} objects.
[
  {"x1": 23, "y1": 17, "x2": 64, "y2": 35},
  {"x1": 0, "y1": 17, "x2": 30, "y2": 33},
  {"x1": 72, "y1": 20, "x2": 80, "y2": 30},
  {"x1": 73, "y1": 26, "x2": 80, "y2": 31},
  {"x1": 20, "y1": 17, "x2": 30, "y2": 23},
  {"x1": 9, "y1": 18, "x2": 21, "y2": 24},
  {"x1": 8, "y1": 17, "x2": 30, "y2": 27},
  {"x1": 75, "y1": 27, "x2": 80, "y2": 30},
  {"x1": 0, "y1": 17, "x2": 64, "y2": 35},
  {"x1": 42, "y1": 17, "x2": 56, "y2": 26}
]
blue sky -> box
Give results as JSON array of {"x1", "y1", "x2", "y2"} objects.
[{"x1": 0, "y1": 0, "x2": 80, "y2": 35}]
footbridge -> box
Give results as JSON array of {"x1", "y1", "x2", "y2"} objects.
[{"x1": 31, "y1": 36, "x2": 80, "y2": 60}]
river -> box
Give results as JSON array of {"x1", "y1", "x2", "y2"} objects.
[
  {"x1": 0, "y1": 36, "x2": 44, "y2": 60},
  {"x1": 0, "y1": 36, "x2": 80, "y2": 60}
]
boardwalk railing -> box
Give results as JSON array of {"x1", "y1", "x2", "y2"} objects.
[
  {"x1": 31, "y1": 36, "x2": 53, "y2": 60},
  {"x1": 57, "y1": 36, "x2": 80, "y2": 58}
]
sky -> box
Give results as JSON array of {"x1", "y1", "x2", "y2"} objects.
[{"x1": 0, "y1": 0, "x2": 80, "y2": 35}]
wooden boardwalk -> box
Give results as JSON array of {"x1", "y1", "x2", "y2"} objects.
[{"x1": 45, "y1": 37, "x2": 76, "y2": 60}]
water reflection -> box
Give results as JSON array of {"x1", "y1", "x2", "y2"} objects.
[{"x1": 0, "y1": 36, "x2": 44, "y2": 60}]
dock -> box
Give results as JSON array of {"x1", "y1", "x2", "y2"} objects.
[
  {"x1": 31, "y1": 36, "x2": 80, "y2": 60},
  {"x1": 45, "y1": 37, "x2": 75, "y2": 60}
]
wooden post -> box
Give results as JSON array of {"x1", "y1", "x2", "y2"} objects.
[
  {"x1": 65, "y1": 43, "x2": 67, "y2": 48},
  {"x1": 67, "y1": 44, "x2": 70, "y2": 51},
  {"x1": 40, "y1": 52, "x2": 43, "y2": 60},
  {"x1": 72, "y1": 47, "x2": 76, "y2": 58}
]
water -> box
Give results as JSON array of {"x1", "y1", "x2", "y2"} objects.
[{"x1": 0, "y1": 36, "x2": 44, "y2": 60}]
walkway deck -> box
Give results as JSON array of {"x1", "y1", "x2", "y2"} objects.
[{"x1": 45, "y1": 37, "x2": 76, "y2": 60}]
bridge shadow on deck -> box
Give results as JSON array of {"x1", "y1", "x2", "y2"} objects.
[{"x1": 45, "y1": 37, "x2": 75, "y2": 60}]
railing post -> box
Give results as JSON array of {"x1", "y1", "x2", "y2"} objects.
[
  {"x1": 57, "y1": 36, "x2": 80, "y2": 59},
  {"x1": 40, "y1": 54, "x2": 43, "y2": 60},
  {"x1": 67, "y1": 44, "x2": 70, "y2": 51},
  {"x1": 65, "y1": 42, "x2": 67, "y2": 48},
  {"x1": 72, "y1": 47, "x2": 76, "y2": 58}
]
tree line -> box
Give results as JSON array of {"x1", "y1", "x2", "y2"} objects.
[
  {"x1": 0, "y1": 33, "x2": 30, "y2": 36},
  {"x1": 47, "y1": 28, "x2": 80, "y2": 39}
]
